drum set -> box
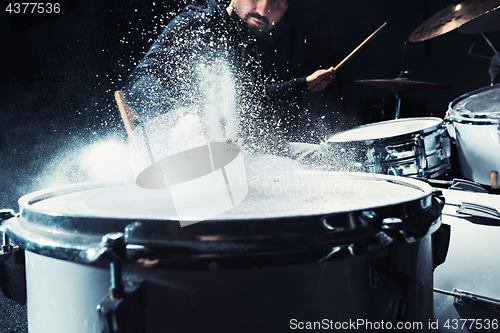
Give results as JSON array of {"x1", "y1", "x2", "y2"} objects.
[
  {"x1": 1, "y1": 1, "x2": 500, "y2": 333},
  {"x1": 326, "y1": 1, "x2": 500, "y2": 331},
  {"x1": 326, "y1": 0, "x2": 500, "y2": 188}
]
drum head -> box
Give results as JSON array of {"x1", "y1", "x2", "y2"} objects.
[
  {"x1": 25, "y1": 171, "x2": 430, "y2": 220},
  {"x1": 2, "y1": 166, "x2": 440, "y2": 265},
  {"x1": 449, "y1": 84, "x2": 500, "y2": 120},
  {"x1": 327, "y1": 118, "x2": 443, "y2": 143}
]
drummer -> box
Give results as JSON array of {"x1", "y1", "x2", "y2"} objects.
[{"x1": 124, "y1": 0, "x2": 335, "y2": 156}]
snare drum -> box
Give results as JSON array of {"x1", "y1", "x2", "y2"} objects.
[
  {"x1": 446, "y1": 85, "x2": 500, "y2": 186},
  {"x1": 1, "y1": 169, "x2": 443, "y2": 333},
  {"x1": 326, "y1": 117, "x2": 451, "y2": 178}
]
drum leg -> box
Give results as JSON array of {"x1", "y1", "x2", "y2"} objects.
[{"x1": 395, "y1": 92, "x2": 402, "y2": 119}]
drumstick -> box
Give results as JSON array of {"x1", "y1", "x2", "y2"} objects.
[{"x1": 334, "y1": 22, "x2": 387, "y2": 72}]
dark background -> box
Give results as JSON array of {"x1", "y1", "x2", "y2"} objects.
[{"x1": 1, "y1": 0, "x2": 499, "y2": 331}]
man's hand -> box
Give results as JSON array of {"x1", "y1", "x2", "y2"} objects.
[{"x1": 306, "y1": 67, "x2": 336, "y2": 92}]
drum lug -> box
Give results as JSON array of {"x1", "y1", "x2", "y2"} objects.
[
  {"x1": 437, "y1": 128, "x2": 452, "y2": 162},
  {"x1": 0, "y1": 246, "x2": 26, "y2": 306},
  {"x1": 124, "y1": 222, "x2": 144, "y2": 242},
  {"x1": 0, "y1": 209, "x2": 16, "y2": 254},
  {"x1": 381, "y1": 217, "x2": 404, "y2": 233},
  {"x1": 443, "y1": 115, "x2": 457, "y2": 142},
  {"x1": 380, "y1": 217, "x2": 406, "y2": 242},
  {"x1": 101, "y1": 232, "x2": 126, "y2": 299},
  {"x1": 432, "y1": 189, "x2": 445, "y2": 202},
  {"x1": 98, "y1": 232, "x2": 147, "y2": 333},
  {"x1": 413, "y1": 134, "x2": 426, "y2": 177},
  {"x1": 97, "y1": 281, "x2": 146, "y2": 333},
  {"x1": 0, "y1": 209, "x2": 26, "y2": 306},
  {"x1": 371, "y1": 149, "x2": 382, "y2": 174},
  {"x1": 381, "y1": 195, "x2": 443, "y2": 243}
]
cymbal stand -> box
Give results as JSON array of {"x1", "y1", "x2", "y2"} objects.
[
  {"x1": 395, "y1": 91, "x2": 403, "y2": 119},
  {"x1": 467, "y1": 42, "x2": 493, "y2": 60},
  {"x1": 468, "y1": 34, "x2": 498, "y2": 85},
  {"x1": 467, "y1": 33, "x2": 497, "y2": 59},
  {"x1": 395, "y1": 42, "x2": 409, "y2": 119},
  {"x1": 482, "y1": 32, "x2": 498, "y2": 54},
  {"x1": 398, "y1": 42, "x2": 408, "y2": 78},
  {"x1": 481, "y1": 33, "x2": 500, "y2": 86}
]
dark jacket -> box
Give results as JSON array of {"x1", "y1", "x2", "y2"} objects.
[{"x1": 125, "y1": 0, "x2": 307, "y2": 154}]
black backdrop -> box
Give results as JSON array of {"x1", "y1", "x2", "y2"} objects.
[{"x1": 1, "y1": 0, "x2": 500, "y2": 331}]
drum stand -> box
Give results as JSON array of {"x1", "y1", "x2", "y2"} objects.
[
  {"x1": 394, "y1": 91, "x2": 403, "y2": 119},
  {"x1": 355, "y1": 43, "x2": 450, "y2": 120},
  {"x1": 395, "y1": 43, "x2": 408, "y2": 119}
]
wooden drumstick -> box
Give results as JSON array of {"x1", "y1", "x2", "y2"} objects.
[
  {"x1": 491, "y1": 171, "x2": 499, "y2": 189},
  {"x1": 334, "y1": 22, "x2": 387, "y2": 72}
]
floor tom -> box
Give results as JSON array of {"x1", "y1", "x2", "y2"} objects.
[{"x1": 446, "y1": 85, "x2": 500, "y2": 186}]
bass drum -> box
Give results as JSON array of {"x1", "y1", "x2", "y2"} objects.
[
  {"x1": 446, "y1": 84, "x2": 500, "y2": 186},
  {"x1": 1, "y1": 166, "x2": 443, "y2": 333},
  {"x1": 326, "y1": 117, "x2": 451, "y2": 178}
]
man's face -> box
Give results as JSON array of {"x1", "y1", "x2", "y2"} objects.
[{"x1": 230, "y1": 0, "x2": 289, "y2": 38}]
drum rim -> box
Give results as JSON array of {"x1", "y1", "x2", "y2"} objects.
[
  {"x1": 447, "y1": 84, "x2": 500, "y2": 124},
  {"x1": 17, "y1": 173, "x2": 432, "y2": 220},
  {"x1": 326, "y1": 117, "x2": 444, "y2": 143},
  {"x1": 1, "y1": 173, "x2": 440, "y2": 266}
]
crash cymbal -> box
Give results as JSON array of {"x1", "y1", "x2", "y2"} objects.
[
  {"x1": 409, "y1": 0, "x2": 500, "y2": 42},
  {"x1": 458, "y1": 5, "x2": 500, "y2": 33},
  {"x1": 355, "y1": 78, "x2": 451, "y2": 92}
]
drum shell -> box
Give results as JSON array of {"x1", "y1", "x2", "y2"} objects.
[
  {"x1": 0, "y1": 173, "x2": 443, "y2": 332},
  {"x1": 451, "y1": 121, "x2": 500, "y2": 185},
  {"x1": 446, "y1": 85, "x2": 500, "y2": 186},
  {"x1": 24, "y1": 233, "x2": 434, "y2": 333}
]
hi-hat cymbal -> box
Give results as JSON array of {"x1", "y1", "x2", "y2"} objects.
[
  {"x1": 409, "y1": 0, "x2": 500, "y2": 42},
  {"x1": 355, "y1": 78, "x2": 451, "y2": 92},
  {"x1": 458, "y1": 5, "x2": 500, "y2": 34}
]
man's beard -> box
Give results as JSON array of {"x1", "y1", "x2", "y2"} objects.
[{"x1": 231, "y1": 10, "x2": 270, "y2": 38}]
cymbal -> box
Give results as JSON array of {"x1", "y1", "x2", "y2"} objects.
[
  {"x1": 354, "y1": 78, "x2": 451, "y2": 92},
  {"x1": 409, "y1": 0, "x2": 500, "y2": 42},
  {"x1": 458, "y1": 5, "x2": 500, "y2": 34}
]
